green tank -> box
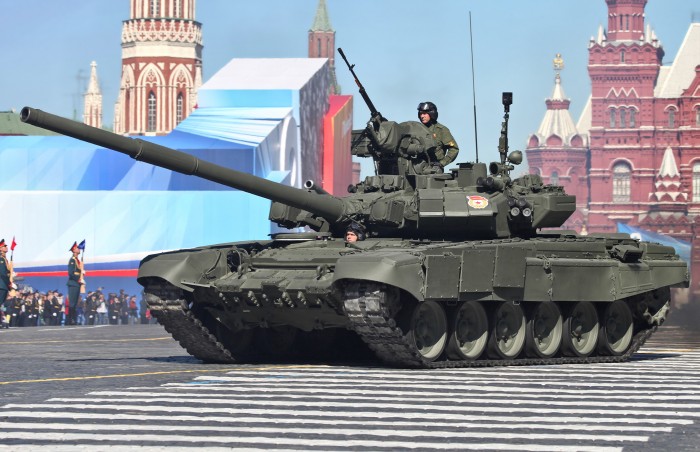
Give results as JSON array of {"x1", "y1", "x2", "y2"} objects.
[{"x1": 20, "y1": 87, "x2": 688, "y2": 368}]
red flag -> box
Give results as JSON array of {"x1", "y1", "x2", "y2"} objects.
[{"x1": 11, "y1": 237, "x2": 17, "y2": 251}]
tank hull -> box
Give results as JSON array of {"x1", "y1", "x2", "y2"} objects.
[{"x1": 139, "y1": 232, "x2": 688, "y2": 367}]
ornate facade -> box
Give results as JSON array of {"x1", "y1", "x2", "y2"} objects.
[
  {"x1": 525, "y1": 55, "x2": 589, "y2": 232},
  {"x1": 527, "y1": 0, "x2": 700, "y2": 301},
  {"x1": 113, "y1": 0, "x2": 203, "y2": 135}
]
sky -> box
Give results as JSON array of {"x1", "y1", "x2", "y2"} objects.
[{"x1": 3, "y1": 0, "x2": 699, "y2": 175}]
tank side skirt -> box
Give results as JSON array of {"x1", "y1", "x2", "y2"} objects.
[{"x1": 453, "y1": 237, "x2": 688, "y2": 303}]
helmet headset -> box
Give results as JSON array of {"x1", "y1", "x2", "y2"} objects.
[{"x1": 417, "y1": 101, "x2": 438, "y2": 122}]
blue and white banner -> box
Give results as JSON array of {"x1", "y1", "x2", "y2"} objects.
[{"x1": 616, "y1": 223, "x2": 691, "y2": 263}]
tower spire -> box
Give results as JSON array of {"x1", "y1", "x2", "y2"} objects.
[
  {"x1": 536, "y1": 54, "x2": 578, "y2": 139},
  {"x1": 83, "y1": 61, "x2": 103, "y2": 129},
  {"x1": 310, "y1": 0, "x2": 332, "y2": 32},
  {"x1": 308, "y1": 0, "x2": 340, "y2": 94}
]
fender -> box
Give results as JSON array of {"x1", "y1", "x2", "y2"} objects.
[
  {"x1": 334, "y1": 251, "x2": 425, "y2": 301},
  {"x1": 137, "y1": 244, "x2": 241, "y2": 291}
]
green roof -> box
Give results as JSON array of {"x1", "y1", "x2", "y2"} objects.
[
  {"x1": 310, "y1": 0, "x2": 333, "y2": 32},
  {"x1": 0, "y1": 111, "x2": 58, "y2": 136}
]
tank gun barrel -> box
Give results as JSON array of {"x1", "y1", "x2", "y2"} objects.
[{"x1": 20, "y1": 107, "x2": 345, "y2": 223}]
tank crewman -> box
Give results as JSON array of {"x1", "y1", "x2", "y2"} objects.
[
  {"x1": 417, "y1": 102, "x2": 459, "y2": 171},
  {"x1": 345, "y1": 222, "x2": 366, "y2": 243},
  {"x1": 66, "y1": 242, "x2": 84, "y2": 326},
  {"x1": 0, "y1": 239, "x2": 10, "y2": 317}
]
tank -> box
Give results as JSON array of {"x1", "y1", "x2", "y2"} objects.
[{"x1": 20, "y1": 89, "x2": 689, "y2": 368}]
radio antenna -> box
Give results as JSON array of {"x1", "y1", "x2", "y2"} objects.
[{"x1": 469, "y1": 11, "x2": 479, "y2": 163}]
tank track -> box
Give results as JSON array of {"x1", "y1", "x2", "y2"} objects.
[
  {"x1": 343, "y1": 283, "x2": 657, "y2": 369},
  {"x1": 144, "y1": 286, "x2": 235, "y2": 364}
]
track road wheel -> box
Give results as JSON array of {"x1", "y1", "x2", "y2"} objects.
[
  {"x1": 446, "y1": 300, "x2": 488, "y2": 360},
  {"x1": 598, "y1": 300, "x2": 634, "y2": 356},
  {"x1": 487, "y1": 302, "x2": 526, "y2": 359},
  {"x1": 402, "y1": 300, "x2": 448, "y2": 362},
  {"x1": 561, "y1": 301, "x2": 599, "y2": 357},
  {"x1": 525, "y1": 302, "x2": 563, "y2": 358}
]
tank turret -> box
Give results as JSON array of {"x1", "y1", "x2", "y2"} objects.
[{"x1": 21, "y1": 97, "x2": 574, "y2": 241}]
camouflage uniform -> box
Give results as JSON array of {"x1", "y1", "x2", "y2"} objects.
[{"x1": 426, "y1": 122, "x2": 459, "y2": 168}]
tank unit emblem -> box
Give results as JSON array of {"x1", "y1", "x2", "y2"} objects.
[{"x1": 466, "y1": 195, "x2": 489, "y2": 209}]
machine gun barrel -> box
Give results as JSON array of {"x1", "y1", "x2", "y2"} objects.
[
  {"x1": 20, "y1": 107, "x2": 346, "y2": 223},
  {"x1": 338, "y1": 47, "x2": 381, "y2": 121}
]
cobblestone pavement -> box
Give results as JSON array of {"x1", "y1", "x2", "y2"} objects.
[{"x1": 0, "y1": 324, "x2": 699, "y2": 450}]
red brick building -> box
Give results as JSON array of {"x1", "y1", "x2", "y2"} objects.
[
  {"x1": 527, "y1": 0, "x2": 700, "y2": 301},
  {"x1": 308, "y1": 0, "x2": 340, "y2": 96}
]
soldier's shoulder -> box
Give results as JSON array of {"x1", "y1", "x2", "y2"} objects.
[{"x1": 435, "y1": 122, "x2": 453, "y2": 132}]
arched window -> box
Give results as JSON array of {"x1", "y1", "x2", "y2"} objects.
[
  {"x1": 620, "y1": 108, "x2": 627, "y2": 128},
  {"x1": 550, "y1": 171, "x2": 559, "y2": 186},
  {"x1": 696, "y1": 108, "x2": 700, "y2": 126},
  {"x1": 629, "y1": 109, "x2": 636, "y2": 128},
  {"x1": 612, "y1": 162, "x2": 631, "y2": 203},
  {"x1": 693, "y1": 162, "x2": 700, "y2": 202},
  {"x1": 668, "y1": 109, "x2": 676, "y2": 128},
  {"x1": 620, "y1": 50, "x2": 625, "y2": 63},
  {"x1": 317, "y1": 39, "x2": 321, "y2": 57},
  {"x1": 147, "y1": 92, "x2": 157, "y2": 132},
  {"x1": 150, "y1": 0, "x2": 159, "y2": 17},
  {"x1": 609, "y1": 108, "x2": 616, "y2": 128},
  {"x1": 176, "y1": 93, "x2": 183, "y2": 125}
]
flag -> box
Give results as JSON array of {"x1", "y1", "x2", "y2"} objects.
[
  {"x1": 78, "y1": 240, "x2": 86, "y2": 251},
  {"x1": 11, "y1": 237, "x2": 17, "y2": 251},
  {"x1": 616, "y1": 222, "x2": 691, "y2": 263}
]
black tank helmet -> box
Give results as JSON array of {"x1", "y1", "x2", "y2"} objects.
[
  {"x1": 417, "y1": 101, "x2": 438, "y2": 122},
  {"x1": 346, "y1": 222, "x2": 366, "y2": 241}
]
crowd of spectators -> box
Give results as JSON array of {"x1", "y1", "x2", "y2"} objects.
[{"x1": 0, "y1": 287, "x2": 157, "y2": 328}]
